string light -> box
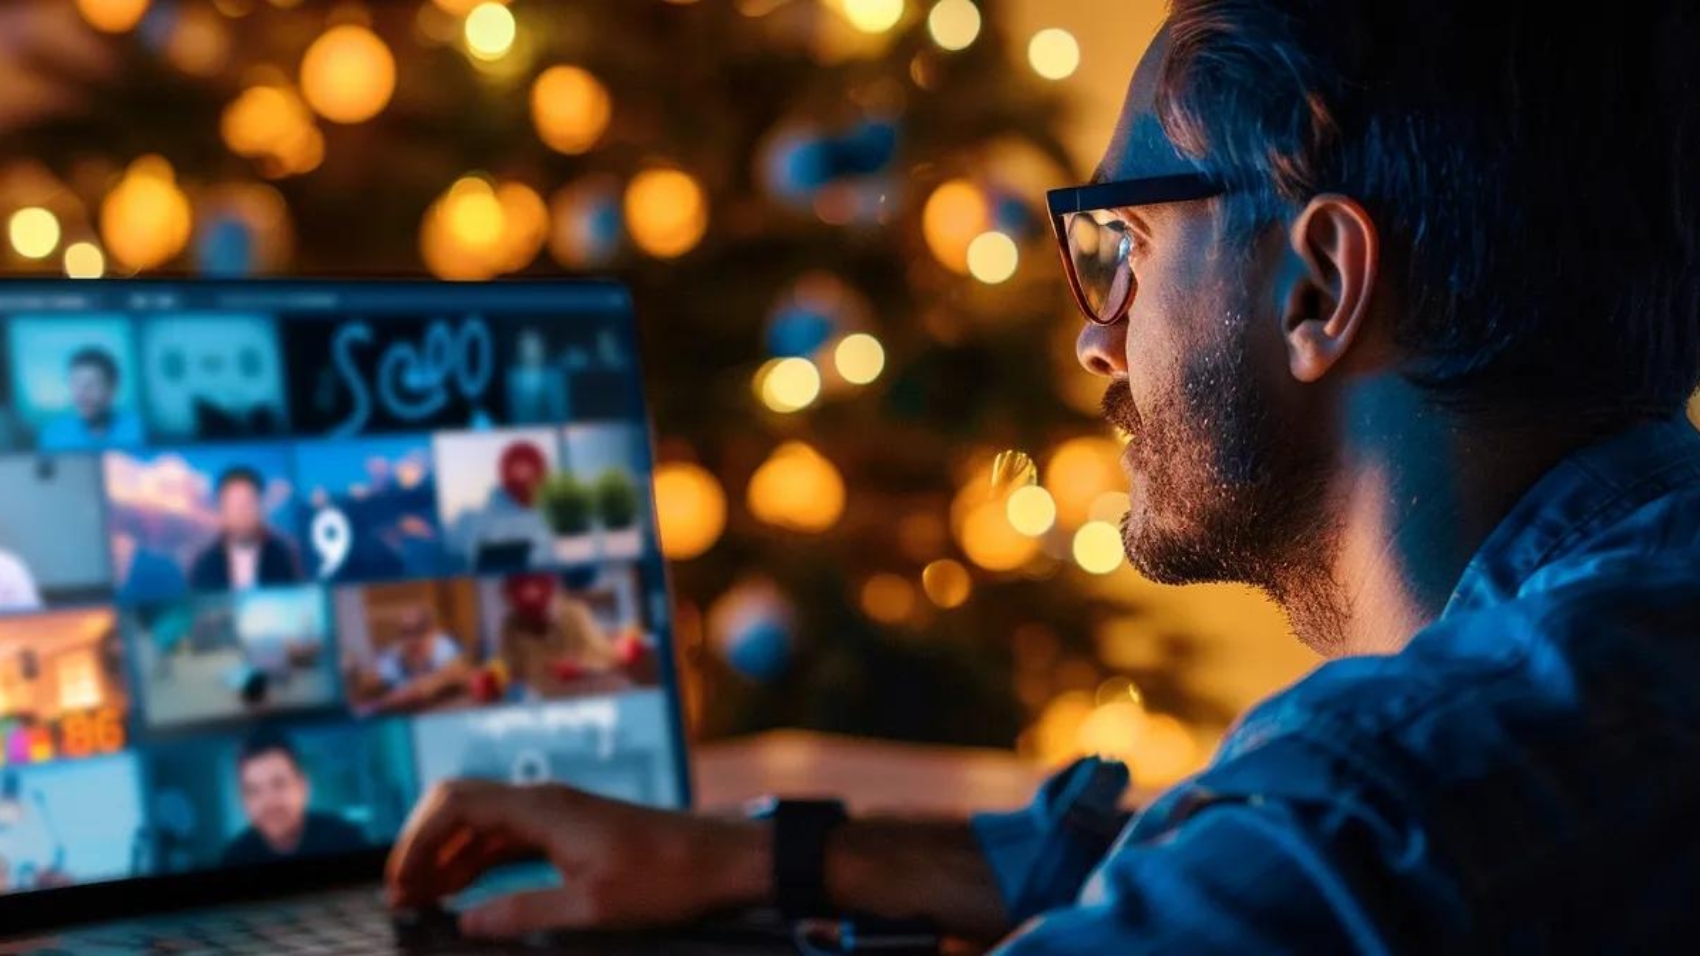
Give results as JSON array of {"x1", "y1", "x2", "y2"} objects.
[
  {"x1": 860, "y1": 574, "x2": 919, "y2": 624},
  {"x1": 100, "y1": 156, "x2": 192, "y2": 271},
  {"x1": 1005, "y1": 485, "x2": 1057, "y2": 537},
  {"x1": 966, "y1": 231, "x2": 1019, "y2": 283},
  {"x1": 8, "y1": 208, "x2": 61, "y2": 260},
  {"x1": 443, "y1": 176, "x2": 504, "y2": 250},
  {"x1": 464, "y1": 2, "x2": 517, "y2": 61},
  {"x1": 747, "y1": 442, "x2": 845, "y2": 533},
  {"x1": 926, "y1": 0, "x2": 980, "y2": 51},
  {"x1": 953, "y1": 479, "x2": 1040, "y2": 572},
  {"x1": 531, "y1": 65, "x2": 612, "y2": 155},
  {"x1": 759, "y1": 357, "x2": 822, "y2": 413},
  {"x1": 300, "y1": 25, "x2": 396, "y2": 124},
  {"x1": 1046, "y1": 436, "x2": 1125, "y2": 527},
  {"x1": 922, "y1": 179, "x2": 989, "y2": 273},
  {"x1": 624, "y1": 168, "x2": 709, "y2": 259},
  {"x1": 63, "y1": 242, "x2": 106, "y2": 279},
  {"x1": 1072, "y1": 520, "x2": 1124, "y2": 574},
  {"x1": 921, "y1": 559, "x2": 972, "y2": 609},
  {"x1": 75, "y1": 0, "x2": 150, "y2": 33},
  {"x1": 1028, "y1": 28, "x2": 1080, "y2": 80},
  {"x1": 833, "y1": 333, "x2": 885, "y2": 385},
  {"x1": 654, "y1": 462, "x2": 727, "y2": 560},
  {"x1": 842, "y1": 0, "x2": 904, "y2": 34}
]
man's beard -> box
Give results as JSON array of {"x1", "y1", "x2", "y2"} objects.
[{"x1": 1101, "y1": 324, "x2": 1347, "y2": 648}]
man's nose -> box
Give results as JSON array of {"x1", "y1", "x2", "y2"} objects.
[{"x1": 1075, "y1": 319, "x2": 1128, "y2": 377}]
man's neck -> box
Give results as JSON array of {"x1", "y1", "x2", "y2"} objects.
[
  {"x1": 264, "y1": 819, "x2": 306, "y2": 855},
  {"x1": 1302, "y1": 378, "x2": 1618, "y2": 657}
]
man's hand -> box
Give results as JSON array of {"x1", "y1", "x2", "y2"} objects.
[{"x1": 385, "y1": 780, "x2": 772, "y2": 939}]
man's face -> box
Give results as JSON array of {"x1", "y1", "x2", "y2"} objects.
[
  {"x1": 68, "y1": 362, "x2": 115, "y2": 423},
  {"x1": 218, "y1": 480, "x2": 265, "y2": 542},
  {"x1": 398, "y1": 608, "x2": 433, "y2": 665},
  {"x1": 237, "y1": 751, "x2": 309, "y2": 852}
]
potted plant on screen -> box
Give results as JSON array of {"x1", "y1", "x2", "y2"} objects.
[
  {"x1": 539, "y1": 472, "x2": 594, "y2": 537},
  {"x1": 593, "y1": 469, "x2": 639, "y2": 530}
]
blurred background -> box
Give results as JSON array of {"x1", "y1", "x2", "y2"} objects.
[{"x1": 0, "y1": 0, "x2": 1320, "y2": 792}]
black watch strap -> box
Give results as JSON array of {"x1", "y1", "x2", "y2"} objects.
[{"x1": 748, "y1": 797, "x2": 849, "y2": 920}]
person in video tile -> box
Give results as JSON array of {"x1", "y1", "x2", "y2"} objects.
[
  {"x1": 220, "y1": 730, "x2": 368, "y2": 867},
  {"x1": 37, "y1": 347, "x2": 145, "y2": 451},
  {"x1": 188, "y1": 467, "x2": 304, "y2": 590},
  {"x1": 360, "y1": 605, "x2": 471, "y2": 715}
]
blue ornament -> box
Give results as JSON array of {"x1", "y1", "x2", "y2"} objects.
[
  {"x1": 723, "y1": 617, "x2": 791, "y2": 682},
  {"x1": 991, "y1": 192, "x2": 1037, "y2": 237},
  {"x1": 766, "y1": 305, "x2": 837, "y2": 358},
  {"x1": 195, "y1": 216, "x2": 254, "y2": 277},
  {"x1": 765, "y1": 133, "x2": 834, "y2": 202}
]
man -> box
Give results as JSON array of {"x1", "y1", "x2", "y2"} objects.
[
  {"x1": 353, "y1": 605, "x2": 471, "y2": 715},
  {"x1": 388, "y1": 3, "x2": 1700, "y2": 950},
  {"x1": 36, "y1": 346, "x2": 144, "y2": 451},
  {"x1": 221, "y1": 731, "x2": 368, "y2": 867},
  {"x1": 188, "y1": 466, "x2": 302, "y2": 591}
]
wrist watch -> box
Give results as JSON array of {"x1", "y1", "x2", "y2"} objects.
[{"x1": 745, "y1": 796, "x2": 849, "y2": 920}]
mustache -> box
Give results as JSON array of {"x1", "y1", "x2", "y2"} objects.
[{"x1": 1101, "y1": 380, "x2": 1141, "y2": 435}]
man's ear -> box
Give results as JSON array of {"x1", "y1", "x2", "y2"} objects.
[{"x1": 1280, "y1": 194, "x2": 1379, "y2": 383}]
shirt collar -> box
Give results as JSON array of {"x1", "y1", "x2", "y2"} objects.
[{"x1": 1442, "y1": 416, "x2": 1700, "y2": 618}]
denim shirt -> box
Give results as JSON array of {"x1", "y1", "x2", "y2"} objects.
[{"x1": 976, "y1": 417, "x2": 1700, "y2": 953}]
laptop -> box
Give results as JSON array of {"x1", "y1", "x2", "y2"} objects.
[{"x1": 0, "y1": 279, "x2": 792, "y2": 954}]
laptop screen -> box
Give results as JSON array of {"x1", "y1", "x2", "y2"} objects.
[{"x1": 0, "y1": 280, "x2": 687, "y2": 899}]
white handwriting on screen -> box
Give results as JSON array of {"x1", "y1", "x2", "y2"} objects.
[
  {"x1": 473, "y1": 699, "x2": 620, "y2": 759},
  {"x1": 312, "y1": 507, "x2": 352, "y2": 578},
  {"x1": 330, "y1": 317, "x2": 494, "y2": 436}
]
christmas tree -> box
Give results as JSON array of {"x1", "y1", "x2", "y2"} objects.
[{"x1": 0, "y1": 0, "x2": 1230, "y2": 785}]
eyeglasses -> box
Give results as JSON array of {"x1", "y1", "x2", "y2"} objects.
[{"x1": 1047, "y1": 172, "x2": 1226, "y2": 325}]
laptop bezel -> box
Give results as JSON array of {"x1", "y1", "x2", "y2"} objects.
[{"x1": 0, "y1": 277, "x2": 696, "y2": 937}]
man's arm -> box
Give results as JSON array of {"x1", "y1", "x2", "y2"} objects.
[{"x1": 824, "y1": 817, "x2": 1011, "y2": 941}]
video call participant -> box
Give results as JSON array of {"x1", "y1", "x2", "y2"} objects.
[
  {"x1": 37, "y1": 347, "x2": 144, "y2": 451},
  {"x1": 220, "y1": 730, "x2": 367, "y2": 867},
  {"x1": 0, "y1": 546, "x2": 41, "y2": 611},
  {"x1": 352, "y1": 605, "x2": 471, "y2": 715},
  {"x1": 188, "y1": 466, "x2": 303, "y2": 591},
  {"x1": 496, "y1": 574, "x2": 621, "y2": 699}
]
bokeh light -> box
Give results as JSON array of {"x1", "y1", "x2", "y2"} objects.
[
  {"x1": 926, "y1": 0, "x2": 981, "y2": 51},
  {"x1": 443, "y1": 176, "x2": 504, "y2": 251},
  {"x1": 966, "y1": 230, "x2": 1019, "y2": 283},
  {"x1": 464, "y1": 2, "x2": 517, "y2": 60},
  {"x1": 624, "y1": 168, "x2": 709, "y2": 258},
  {"x1": 759, "y1": 357, "x2": 823, "y2": 413},
  {"x1": 1046, "y1": 436, "x2": 1125, "y2": 527},
  {"x1": 843, "y1": 0, "x2": 904, "y2": 34},
  {"x1": 954, "y1": 479, "x2": 1041, "y2": 572},
  {"x1": 220, "y1": 84, "x2": 322, "y2": 177},
  {"x1": 860, "y1": 573, "x2": 919, "y2": 624},
  {"x1": 1077, "y1": 699, "x2": 1148, "y2": 761},
  {"x1": 63, "y1": 242, "x2": 106, "y2": 279},
  {"x1": 748, "y1": 442, "x2": 846, "y2": 533},
  {"x1": 1072, "y1": 520, "x2": 1124, "y2": 574},
  {"x1": 531, "y1": 65, "x2": 612, "y2": 155},
  {"x1": 76, "y1": 0, "x2": 149, "y2": 33},
  {"x1": 1027, "y1": 28, "x2": 1080, "y2": 80},
  {"x1": 100, "y1": 156, "x2": 193, "y2": 271},
  {"x1": 921, "y1": 559, "x2": 972, "y2": 609},
  {"x1": 922, "y1": 179, "x2": 990, "y2": 273},
  {"x1": 432, "y1": 0, "x2": 504, "y2": 14},
  {"x1": 8, "y1": 208, "x2": 61, "y2": 260},
  {"x1": 654, "y1": 462, "x2": 727, "y2": 560},
  {"x1": 492, "y1": 181, "x2": 549, "y2": 272},
  {"x1": 833, "y1": 333, "x2": 886, "y2": 385},
  {"x1": 165, "y1": 5, "x2": 231, "y2": 77},
  {"x1": 1005, "y1": 485, "x2": 1057, "y2": 537},
  {"x1": 300, "y1": 25, "x2": 397, "y2": 124}
]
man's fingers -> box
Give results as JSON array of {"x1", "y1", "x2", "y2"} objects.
[
  {"x1": 458, "y1": 887, "x2": 600, "y2": 938},
  {"x1": 386, "y1": 780, "x2": 544, "y2": 903}
]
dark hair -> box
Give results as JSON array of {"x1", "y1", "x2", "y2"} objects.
[
  {"x1": 1159, "y1": 2, "x2": 1700, "y2": 422},
  {"x1": 215, "y1": 465, "x2": 265, "y2": 496},
  {"x1": 237, "y1": 728, "x2": 301, "y2": 774},
  {"x1": 67, "y1": 346, "x2": 119, "y2": 385}
]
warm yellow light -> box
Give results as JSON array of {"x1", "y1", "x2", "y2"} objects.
[
  {"x1": 843, "y1": 0, "x2": 904, "y2": 33},
  {"x1": 1132, "y1": 713, "x2": 1202, "y2": 788},
  {"x1": 921, "y1": 179, "x2": 989, "y2": 274},
  {"x1": 531, "y1": 65, "x2": 612, "y2": 155},
  {"x1": 1025, "y1": 691, "x2": 1094, "y2": 766},
  {"x1": 464, "y1": 2, "x2": 517, "y2": 61},
  {"x1": 222, "y1": 85, "x2": 307, "y2": 157},
  {"x1": 760, "y1": 357, "x2": 822, "y2": 413},
  {"x1": 747, "y1": 442, "x2": 846, "y2": 533},
  {"x1": 1028, "y1": 28, "x2": 1080, "y2": 80},
  {"x1": 654, "y1": 462, "x2": 727, "y2": 560},
  {"x1": 76, "y1": 0, "x2": 150, "y2": 33},
  {"x1": 1005, "y1": 485, "x2": 1057, "y2": 537},
  {"x1": 966, "y1": 230, "x2": 1019, "y2": 284},
  {"x1": 165, "y1": 5, "x2": 230, "y2": 77},
  {"x1": 953, "y1": 480, "x2": 1040, "y2": 572},
  {"x1": 1077, "y1": 700, "x2": 1148, "y2": 762},
  {"x1": 860, "y1": 574, "x2": 919, "y2": 624},
  {"x1": 921, "y1": 559, "x2": 972, "y2": 609},
  {"x1": 1089, "y1": 490, "x2": 1130, "y2": 524},
  {"x1": 63, "y1": 242, "x2": 106, "y2": 279},
  {"x1": 1046, "y1": 436, "x2": 1125, "y2": 527},
  {"x1": 926, "y1": 0, "x2": 980, "y2": 50},
  {"x1": 8, "y1": 208, "x2": 61, "y2": 260},
  {"x1": 1072, "y1": 520, "x2": 1124, "y2": 575},
  {"x1": 624, "y1": 168, "x2": 708, "y2": 258},
  {"x1": 833, "y1": 333, "x2": 885, "y2": 385},
  {"x1": 300, "y1": 25, "x2": 396, "y2": 124},
  {"x1": 432, "y1": 0, "x2": 503, "y2": 14},
  {"x1": 100, "y1": 157, "x2": 192, "y2": 271},
  {"x1": 444, "y1": 176, "x2": 504, "y2": 250},
  {"x1": 492, "y1": 181, "x2": 549, "y2": 272}
]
